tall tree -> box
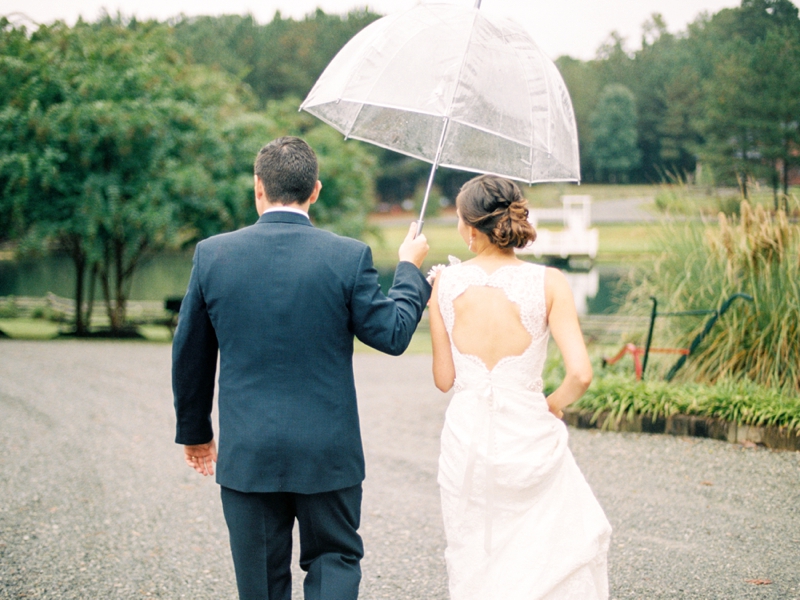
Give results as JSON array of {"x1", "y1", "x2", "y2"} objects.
[
  {"x1": 588, "y1": 84, "x2": 642, "y2": 182},
  {"x1": 0, "y1": 18, "x2": 256, "y2": 333},
  {"x1": 699, "y1": 40, "x2": 761, "y2": 197},
  {"x1": 749, "y1": 26, "x2": 800, "y2": 204},
  {"x1": 698, "y1": 2, "x2": 800, "y2": 200},
  {"x1": 555, "y1": 56, "x2": 603, "y2": 181}
]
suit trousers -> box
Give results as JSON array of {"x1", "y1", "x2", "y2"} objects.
[{"x1": 220, "y1": 484, "x2": 364, "y2": 600}]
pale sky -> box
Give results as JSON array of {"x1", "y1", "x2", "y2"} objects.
[{"x1": 4, "y1": 0, "x2": 795, "y2": 60}]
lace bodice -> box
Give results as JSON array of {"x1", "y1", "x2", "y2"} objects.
[{"x1": 437, "y1": 262, "x2": 549, "y2": 395}]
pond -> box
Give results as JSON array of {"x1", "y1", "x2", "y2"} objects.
[{"x1": 0, "y1": 253, "x2": 631, "y2": 315}]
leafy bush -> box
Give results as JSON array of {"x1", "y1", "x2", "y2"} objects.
[
  {"x1": 572, "y1": 374, "x2": 800, "y2": 433},
  {"x1": 0, "y1": 297, "x2": 18, "y2": 318}
]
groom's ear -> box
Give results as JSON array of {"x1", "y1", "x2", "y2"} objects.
[
  {"x1": 254, "y1": 175, "x2": 269, "y2": 214},
  {"x1": 307, "y1": 180, "x2": 322, "y2": 206}
]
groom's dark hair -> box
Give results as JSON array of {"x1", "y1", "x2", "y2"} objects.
[{"x1": 254, "y1": 136, "x2": 319, "y2": 205}]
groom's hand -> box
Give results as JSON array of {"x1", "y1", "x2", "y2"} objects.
[
  {"x1": 398, "y1": 221, "x2": 429, "y2": 268},
  {"x1": 184, "y1": 440, "x2": 217, "y2": 476}
]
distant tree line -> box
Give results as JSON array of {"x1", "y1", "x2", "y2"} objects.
[
  {"x1": 1, "y1": 1, "x2": 798, "y2": 333},
  {"x1": 558, "y1": 0, "x2": 800, "y2": 201},
  {"x1": 167, "y1": 1, "x2": 800, "y2": 200}
]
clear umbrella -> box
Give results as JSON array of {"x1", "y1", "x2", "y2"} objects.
[{"x1": 300, "y1": 1, "x2": 580, "y2": 232}]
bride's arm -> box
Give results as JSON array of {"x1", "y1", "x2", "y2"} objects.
[
  {"x1": 544, "y1": 267, "x2": 593, "y2": 417},
  {"x1": 429, "y1": 276, "x2": 455, "y2": 392}
]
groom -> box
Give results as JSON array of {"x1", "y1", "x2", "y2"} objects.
[{"x1": 172, "y1": 136, "x2": 431, "y2": 600}]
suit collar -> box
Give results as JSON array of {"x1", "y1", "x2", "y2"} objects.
[{"x1": 256, "y1": 211, "x2": 313, "y2": 227}]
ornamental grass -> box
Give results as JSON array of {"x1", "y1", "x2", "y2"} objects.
[{"x1": 626, "y1": 198, "x2": 800, "y2": 397}]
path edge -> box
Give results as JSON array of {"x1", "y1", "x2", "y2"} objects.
[{"x1": 563, "y1": 409, "x2": 800, "y2": 451}]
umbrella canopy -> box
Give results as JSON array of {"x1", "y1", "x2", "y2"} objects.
[{"x1": 300, "y1": 2, "x2": 580, "y2": 186}]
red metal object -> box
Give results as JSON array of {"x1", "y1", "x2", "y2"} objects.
[{"x1": 602, "y1": 343, "x2": 689, "y2": 381}]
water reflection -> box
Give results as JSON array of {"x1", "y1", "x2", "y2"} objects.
[
  {"x1": 0, "y1": 252, "x2": 194, "y2": 301},
  {"x1": 562, "y1": 269, "x2": 598, "y2": 316},
  {"x1": 0, "y1": 255, "x2": 628, "y2": 316}
]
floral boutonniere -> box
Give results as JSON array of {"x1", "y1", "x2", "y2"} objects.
[{"x1": 426, "y1": 255, "x2": 461, "y2": 285}]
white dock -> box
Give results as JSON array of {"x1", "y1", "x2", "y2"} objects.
[{"x1": 517, "y1": 195, "x2": 599, "y2": 261}]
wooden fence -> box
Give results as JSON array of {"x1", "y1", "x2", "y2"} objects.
[{"x1": 0, "y1": 294, "x2": 175, "y2": 326}]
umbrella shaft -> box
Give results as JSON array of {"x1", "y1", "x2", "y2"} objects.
[
  {"x1": 416, "y1": 163, "x2": 438, "y2": 237},
  {"x1": 416, "y1": 117, "x2": 450, "y2": 238}
]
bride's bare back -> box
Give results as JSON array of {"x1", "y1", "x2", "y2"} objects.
[{"x1": 451, "y1": 285, "x2": 532, "y2": 370}]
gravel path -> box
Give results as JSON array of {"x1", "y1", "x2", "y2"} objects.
[{"x1": 1, "y1": 341, "x2": 798, "y2": 599}]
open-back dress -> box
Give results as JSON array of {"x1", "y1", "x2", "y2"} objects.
[{"x1": 437, "y1": 261, "x2": 612, "y2": 600}]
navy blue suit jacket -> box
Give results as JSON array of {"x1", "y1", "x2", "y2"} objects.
[{"x1": 172, "y1": 211, "x2": 431, "y2": 494}]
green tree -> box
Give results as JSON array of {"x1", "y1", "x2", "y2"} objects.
[
  {"x1": 555, "y1": 56, "x2": 603, "y2": 181},
  {"x1": 173, "y1": 9, "x2": 381, "y2": 105},
  {"x1": 745, "y1": 26, "x2": 800, "y2": 204},
  {"x1": 698, "y1": 4, "x2": 800, "y2": 201},
  {"x1": 0, "y1": 18, "x2": 257, "y2": 333},
  {"x1": 699, "y1": 41, "x2": 760, "y2": 197},
  {"x1": 588, "y1": 84, "x2": 642, "y2": 182}
]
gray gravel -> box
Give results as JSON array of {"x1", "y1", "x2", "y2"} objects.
[{"x1": 1, "y1": 341, "x2": 798, "y2": 599}]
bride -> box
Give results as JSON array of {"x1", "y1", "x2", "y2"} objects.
[{"x1": 428, "y1": 175, "x2": 612, "y2": 599}]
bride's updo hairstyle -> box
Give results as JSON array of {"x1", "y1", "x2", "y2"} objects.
[{"x1": 456, "y1": 174, "x2": 536, "y2": 249}]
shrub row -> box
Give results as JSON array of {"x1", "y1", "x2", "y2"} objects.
[{"x1": 572, "y1": 374, "x2": 800, "y2": 433}]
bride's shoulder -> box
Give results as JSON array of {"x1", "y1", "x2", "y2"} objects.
[
  {"x1": 542, "y1": 265, "x2": 566, "y2": 283},
  {"x1": 542, "y1": 266, "x2": 574, "y2": 303}
]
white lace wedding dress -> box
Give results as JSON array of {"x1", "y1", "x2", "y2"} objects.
[{"x1": 437, "y1": 261, "x2": 612, "y2": 600}]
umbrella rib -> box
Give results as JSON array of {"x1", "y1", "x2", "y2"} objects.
[
  {"x1": 439, "y1": 9, "x2": 481, "y2": 128},
  {"x1": 336, "y1": 15, "x2": 404, "y2": 139},
  {"x1": 436, "y1": 160, "x2": 577, "y2": 185},
  {"x1": 524, "y1": 47, "x2": 536, "y2": 183},
  {"x1": 446, "y1": 117, "x2": 538, "y2": 147},
  {"x1": 533, "y1": 49, "x2": 552, "y2": 183},
  {"x1": 498, "y1": 32, "x2": 541, "y2": 181}
]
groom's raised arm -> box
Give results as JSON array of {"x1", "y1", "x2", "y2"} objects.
[
  {"x1": 350, "y1": 224, "x2": 431, "y2": 355},
  {"x1": 172, "y1": 246, "x2": 219, "y2": 446}
]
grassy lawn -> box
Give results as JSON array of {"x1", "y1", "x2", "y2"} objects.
[
  {"x1": 137, "y1": 325, "x2": 174, "y2": 342},
  {"x1": 364, "y1": 223, "x2": 468, "y2": 269},
  {"x1": 355, "y1": 328, "x2": 432, "y2": 355},
  {"x1": 594, "y1": 223, "x2": 664, "y2": 262},
  {"x1": 0, "y1": 319, "x2": 173, "y2": 342},
  {"x1": 0, "y1": 319, "x2": 62, "y2": 339},
  {"x1": 522, "y1": 183, "x2": 656, "y2": 207},
  {"x1": 364, "y1": 221, "x2": 666, "y2": 269}
]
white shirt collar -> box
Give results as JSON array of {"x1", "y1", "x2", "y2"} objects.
[{"x1": 263, "y1": 206, "x2": 310, "y2": 219}]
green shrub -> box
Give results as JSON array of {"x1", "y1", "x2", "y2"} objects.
[
  {"x1": 573, "y1": 374, "x2": 800, "y2": 432},
  {"x1": 31, "y1": 305, "x2": 62, "y2": 321},
  {"x1": 0, "y1": 297, "x2": 18, "y2": 318}
]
